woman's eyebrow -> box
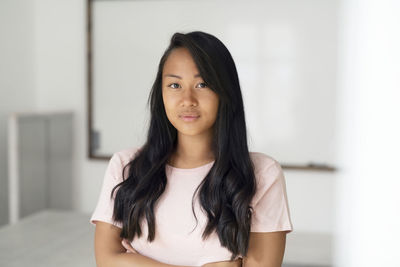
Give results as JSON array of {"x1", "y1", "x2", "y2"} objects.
[{"x1": 164, "y1": 74, "x2": 201, "y2": 79}]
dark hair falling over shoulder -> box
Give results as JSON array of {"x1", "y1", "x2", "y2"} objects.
[{"x1": 110, "y1": 31, "x2": 257, "y2": 260}]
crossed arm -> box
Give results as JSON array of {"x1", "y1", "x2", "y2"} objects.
[{"x1": 94, "y1": 221, "x2": 288, "y2": 267}]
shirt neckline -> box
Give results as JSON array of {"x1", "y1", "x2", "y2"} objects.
[{"x1": 165, "y1": 160, "x2": 215, "y2": 173}]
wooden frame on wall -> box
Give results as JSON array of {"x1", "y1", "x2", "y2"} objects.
[{"x1": 87, "y1": 0, "x2": 109, "y2": 161}]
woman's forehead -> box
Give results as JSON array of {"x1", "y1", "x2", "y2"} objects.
[{"x1": 163, "y1": 48, "x2": 200, "y2": 76}]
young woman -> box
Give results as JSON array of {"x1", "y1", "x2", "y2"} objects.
[{"x1": 90, "y1": 31, "x2": 293, "y2": 267}]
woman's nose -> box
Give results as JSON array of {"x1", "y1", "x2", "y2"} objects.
[{"x1": 181, "y1": 88, "x2": 198, "y2": 106}]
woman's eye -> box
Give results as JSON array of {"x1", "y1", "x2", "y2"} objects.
[
  {"x1": 168, "y1": 83, "x2": 180, "y2": 89},
  {"x1": 197, "y1": 82, "x2": 208, "y2": 88}
]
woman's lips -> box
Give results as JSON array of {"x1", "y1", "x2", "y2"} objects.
[{"x1": 180, "y1": 115, "x2": 200, "y2": 122}]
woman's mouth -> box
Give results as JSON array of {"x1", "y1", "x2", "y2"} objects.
[{"x1": 180, "y1": 115, "x2": 200, "y2": 122}]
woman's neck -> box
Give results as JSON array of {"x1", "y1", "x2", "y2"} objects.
[{"x1": 169, "y1": 134, "x2": 215, "y2": 168}]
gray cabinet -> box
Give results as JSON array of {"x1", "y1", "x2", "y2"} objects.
[{"x1": 8, "y1": 111, "x2": 74, "y2": 223}]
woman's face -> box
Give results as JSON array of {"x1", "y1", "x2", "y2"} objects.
[{"x1": 162, "y1": 47, "x2": 219, "y2": 137}]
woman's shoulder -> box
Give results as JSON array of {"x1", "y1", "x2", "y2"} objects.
[
  {"x1": 112, "y1": 146, "x2": 142, "y2": 165},
  {"x1": 248, "y1": 151, "x2": 285, "y2": 191},
  {"x1": 249, "y1": 151, "x2": 282, "y2": 174}
]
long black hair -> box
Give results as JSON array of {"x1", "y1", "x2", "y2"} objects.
[{"x1": 111, "y1": 31, "x2": 257, "y2": 260}]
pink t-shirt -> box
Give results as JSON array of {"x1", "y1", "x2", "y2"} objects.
[{"x1": 90, "y1": 146, "x2": 293, "y2": 266}]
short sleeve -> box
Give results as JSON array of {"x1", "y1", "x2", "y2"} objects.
[
  {"x1": 90, "y1": 152, "x2": 124, "y2": 228},
  {"x1": 250, "y1": 160, "x2": 293, "y2": 233}
]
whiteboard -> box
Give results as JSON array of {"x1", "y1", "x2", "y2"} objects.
[{"x1": 91, "y1": 0, "x2": 338, "y2": 167}]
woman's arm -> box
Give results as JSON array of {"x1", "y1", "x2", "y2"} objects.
[
  {"x1": 242, "y1": 231, "x2": 288, "y2": 267},
  {"x1": 122, "y1": 238, "x2": 242, "y2": 267},
  {"x1": 94, "y1": 221, "x2": 191, "y2": 267},
  {"x1": 94, "y1": 220, "x2": 243, "y2": 267}
]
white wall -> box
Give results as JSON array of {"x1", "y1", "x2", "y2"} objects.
[
  {"x1": 0, "y1": 0, "x2": 36, "y2": 226},
  {"x1": 32, "y1": 0, "x2": 110, "y2": 216},
  {"x1": 334, "y1": 0, "x2": 400, "y2": 266},
  {"x1": 33, "y1": 0, "x2": 86, "y2": 213},
  {"x1": 0, "y1": 0, "x2": 335, "y2": 235}
]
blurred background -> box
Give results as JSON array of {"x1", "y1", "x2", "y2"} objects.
[{"x1": 0, "y1": 0, "x2": 399, "y2": 266}]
